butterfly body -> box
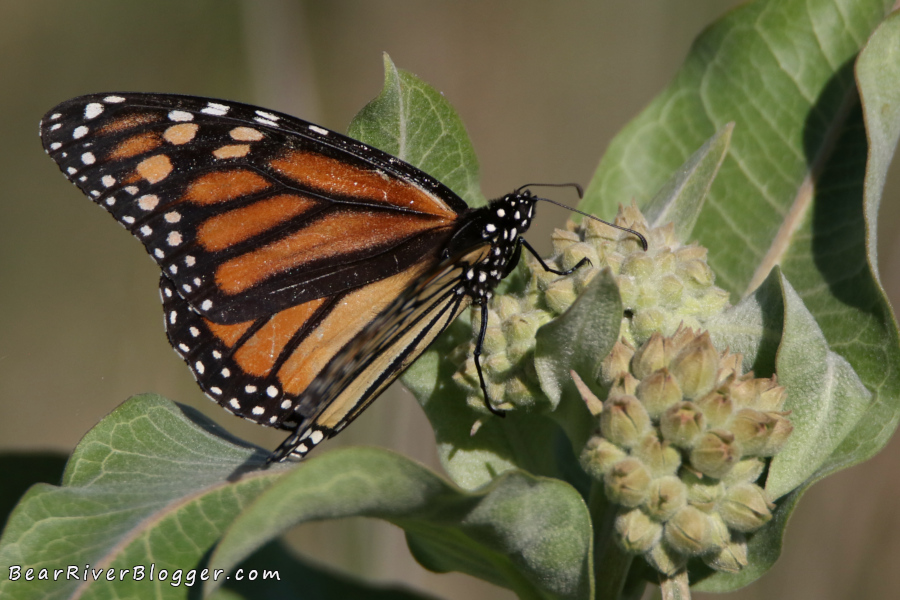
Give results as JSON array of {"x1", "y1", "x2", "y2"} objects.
[{"x1": 40, "y1": 92, "x2": 541, "y2": 462}]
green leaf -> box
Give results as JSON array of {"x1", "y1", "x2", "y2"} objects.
[
  {"x1": 0, "y1": 395, "x2": 281, "y2": 600},
  {"x1": 642, "y1": 122, "x2": 733, "y2": 241},
  {"x1": 348, "y1": 53, "x2": 484, "y2": 206},
  {"x1": 766, "y1": 274, "x2": 874, "y2": 499},
  {"x1": 210, "y1": 447, "x2": 593, "y2": 600},
  {"x1": 534, "y1": 269, "x2": 623, "y2": 448},
  {"x1": 704, "y1": 266, "x2": 784, "y2": 378}
]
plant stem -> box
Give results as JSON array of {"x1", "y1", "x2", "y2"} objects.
[
  {"x1": 589, "y1": 481, "x2": 635, "y2": 600},
  {"x1": 659, "y1": 570, "x2": 691, "y2": 600}
]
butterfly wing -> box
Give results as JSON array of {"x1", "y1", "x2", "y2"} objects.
[
  {"x1": 269, "y1": 244, "x2": 492, "y2": 461},
  {"x1": 40, "y1": 93, "x2": 470, "y2": 324}
]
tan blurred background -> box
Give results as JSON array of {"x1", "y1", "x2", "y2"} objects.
[{"x1": 2, "y1": 2, "x2": 899, "y2": 599}]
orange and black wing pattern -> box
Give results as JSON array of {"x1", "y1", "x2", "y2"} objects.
[{"x1": 40, "y1": 93, "x2": 541, "y2": 461}]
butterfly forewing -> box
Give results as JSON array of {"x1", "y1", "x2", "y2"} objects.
[{"x1": 40, "y1": 93, "x2": 468, "y2": 324}]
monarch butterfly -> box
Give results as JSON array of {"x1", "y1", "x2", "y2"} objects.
[{"x1": 40, "y1": 93, "x2": 646, "y2": 463}]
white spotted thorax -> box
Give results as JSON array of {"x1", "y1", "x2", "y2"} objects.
[{"x1": 457, "y1": 191, "x2": 538, "y2": 301}]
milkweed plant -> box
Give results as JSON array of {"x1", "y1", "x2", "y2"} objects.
[{"x1": 2, "y1": 1, "x2": 900, "y2": 599}]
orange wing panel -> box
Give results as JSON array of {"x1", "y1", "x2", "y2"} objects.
[
  {"x1": 184, "y1": 170, "x2": 273, "y2": 205},
  {"x1": 214, "y1": 209, "x2": 448, "y2": 295},
  {"x1": 196, "y1": 194, "x2": 320, "y2": 251},
  {"x1": 277, "y1": 263, "x2": 430, "y2": 395},
  {"x1": 107, "y1": 132, "x2": 163, "y2": 161},
  {"x1": 270, "y1": 150, "x2": 458, "y2": 219}
]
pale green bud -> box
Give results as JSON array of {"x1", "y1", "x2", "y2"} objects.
[
  {"x1": 633, "y1": 432, "x2": 681, "y2": 477},
  {"x1": 604, "y1": 457, "x2": 652, "y2": 507},
  {"x1": 756, "y1": 380, "x2": 788, "y2": 411},
  {"x1": 669, "y1": 332, "x2": 719, "y2": 399},
  {"x1": 664, "y1": 505, "x2": 717, "y2": 556},
  {"x1": 580, "y1": 436, "x2": 627, "y2": 480},
  {"x1": 550, "y1": 228, "x2": 581, "y2": 255},
  {"x1": 722, "y1": 458, "x2": 766, "y2": 487},
  {"x1": 757, "y1": 412, "x2": 793, "y2": 456},
  {"x1": 719, "y1": 483, "x2": 774, "y2": 532},
  {"x1": 601, "y1": 340, "x2": 635, "y2": 386},
  {"x1": 659, "y1": 274, "x2": 684, "y2": 305},
  {"x1": 644, "y1": 540, "x2": 687, "y2": 577},
  {"x1": 683, "y1": 469, "x2": 726, "y2": 512},
  {"x1": 703, "y1": 533, "x2": 749, "y2": 573},
  {"x1": 660, "y1": 402, "x2": 707, "y2": 448},
  {"x1": 615, "y1": 508, "x2": 662, "y2": 553},
  {"x1": 729, "y1": 408, "x2": 779, "y2": 456},
  {"x1": 601, "y1": 395, "x2": 651, "y2": 449},
  {"x1": 690, "y1": 429, "x2": 740, "y2": 479},
  {"x1": 695, "y1": 391, "x2": 733, "y2": 428},
  {"x1": 544, "y1": 278, "x2": 578, "y2": 315},
  {"x1": 636, "y1": 368, "x2": 682, "y2": 419},
  {"x1": 632, "y1": 333, "x2": 667, "y2": 379},
  {"x1": 644, "y1": 476, "x2": 687, "y2": 521},
  {"x1": 607, "y1": 373, "x2": 640, "y2": 400},
  {"x1": 620, "y1": 253, "x2": 655, "y2": 279}
]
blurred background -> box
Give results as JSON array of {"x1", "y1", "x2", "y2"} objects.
[{"x1": 2, "y1": 1, "x2": 899, "y2": 599}]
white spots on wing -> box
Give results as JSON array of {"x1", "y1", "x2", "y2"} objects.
[
  {"x1": 84, "y1": 103, "x2": 104, "y2": 119},
  {"x1": 229, "y1": 398, "x2": 241, "y2": 410},
  {"x1": 514, "y1": 211, "x2": 521, "y2": 220},
  {"x1": 296, "y1": 443, "x2": 308, "y2": 454},
  {"x1": 245, "y1": 384, "x2": 257, "y2": 393},
  {"x1": 166, "y1": 231, "x2": 183, "y2": 246},
  {"x1": 50, "y1": 142, "x2": 62, "y2": 150},
  {"x1": 221, "y1": 367, "x2": 231, "y2": 378},
  {"x1": 202, "y1": 102, "x2": 230, "y2": 116},
  {"x1": 81, "y1": 152, "x2": 95, "y2": 165},
  {"x1": 182, "y1": 283, "x2": 192, "y2": 293},
  {"x1": 67, "y1": 167, "x2": 77, "y2": 175},
  {"x1": 154, "y1": 248, "x2": 164, "y2": 258},
  {"x1": 105, "y1": 196, "x2": 116, "y2": 206},
  {"x1": 194, "y1": 361, "x2": 205, "y2": 375},
  {"x1": 189, "y1": 326, "x2": 200, "y2": 337},
  {"x1": 140, "y1": 225, "x2": 153, "y2": 237},
  {"x1": 124, "y1": 186, "x2": 139, "y2": 195},
  {"x1": 280, "y1": 399, "x2": 292, "y2": 409},
  {"x1": 164, "y1": 211, "x2": 181, "y2": 223},
  {"x1": 510, "y1": 227, "x2": 517, "y2": 238},
  {"x1": 255, "y1": 110, "x2": 278, "y2": 121},
  {"x1": 103, "y1": 95, "x2": 125, "y2": 103},
  {"x1": 496, "y1": 208, "x2": 506, "y2": 217},
  {"x1": 309, "y1": 125, "x2": 329, "y2": 135},
  {"x1": 137, "y1": 194, "x2": 159, "y2": 210},
  {"x1": 193, "y1": 277, "x2": 201, "y2": 286},
  {"x1": 122, "y1": 216, "x2": 135, "y2": 224},
  {"x1": 212, "y1": 350, "x2": 222, "y2": 359},
  {"x1": 210, "y1": 387, "x2": 222, "y2": 395},
  {"x1": 478, "y1": 272, "x2": 487, "y2": 283},
  {"x1": 267, "y1": 385, "x2": 278, "y2": 398},
  {"x1": 229, "y1": 126, "x2": 264, "y2": 141},
  {"x1": 179, "y1": 342, "x2": 190, "y2": 353},
  {"x1": 169, "y1": 310, "x2": 178, "y2": 324},
  {"x1": 73, "y1": 126, "x2": 89, "y2": 139},
  {"x1": 466, "y1": 269, "x2": 474, "y2": 280},
  {"x1": 49, "y1": 113, "x2": 61, "y2": 120},
  {"x1": 89, "y1": 190, "x2": 100, "y2": 197},
  {"x1": 251, "y1": 406, "x2": 265, "y2": 416},
  {"x1": 50, "y1": 123, "x2": 62, "y2": 131},
  {"x1": 169, "y1": 264, "x2": 178, "y2": 274},
  {"x1": 201, "y1": 299, "x2": 213, "y2": 311},
  {"x1": 254, "y1": 117, "x2": 278, "y2": 127},
  {"x1": 168, "y1": 110, "x2": 193, "y2": 122},
  {"x1": 102, "y1": 175, "x2": 116, "y2": 187},
  {"x1": 185, "y1": 255, "x2": 196, "y2": 266},
  {"x1": 310, "y1": 430, "x2": 324, "y2": 445},
  {"x1": 269, "y1": 416, "x2": 278, "y2": 424},
  {"x1": 485, "y1": 223, "x2": 496, "y2": 233}
]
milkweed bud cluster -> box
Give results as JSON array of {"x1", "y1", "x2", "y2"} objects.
[
  {"x1": 579, "y1": 329, "x2": 791, "y2": 575},
  {"x1": 452, "y1": 204, "x2": 731, "y2": 413}
]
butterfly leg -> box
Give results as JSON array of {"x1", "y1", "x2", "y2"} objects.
[
  {"x1": 520, "y1": 238, "x2": 592, "y2": 276},
  {"x1": 473, "y1": 299, "x2": 506, "y2": 417}
]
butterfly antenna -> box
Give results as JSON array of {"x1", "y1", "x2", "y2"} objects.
[
  {"x1": 534, "y1": 195, "x2": 649, "y2": 251},
  {"x1": 516, "y1": 182, "x2": 584, "y2": 198}
]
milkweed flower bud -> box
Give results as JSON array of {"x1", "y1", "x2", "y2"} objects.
[
  {"x1": 604, "y1": 457, "x2": 652, "y2": 507},
  {"x1": 719, "y1": 483, "x2": 774, "y2": 532},
  {"x1": 601, "y1": 395, "x2": 651, "y2": 449},
  {"x1": 615, "y1": 508, "x2": 663, "y2": 553},
  {"x1": 690, "y1": 429, "x2": 741, "y2": 479},
  {"x1": 660, "y1": 402, "x2": 707, "y2": 448}
]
